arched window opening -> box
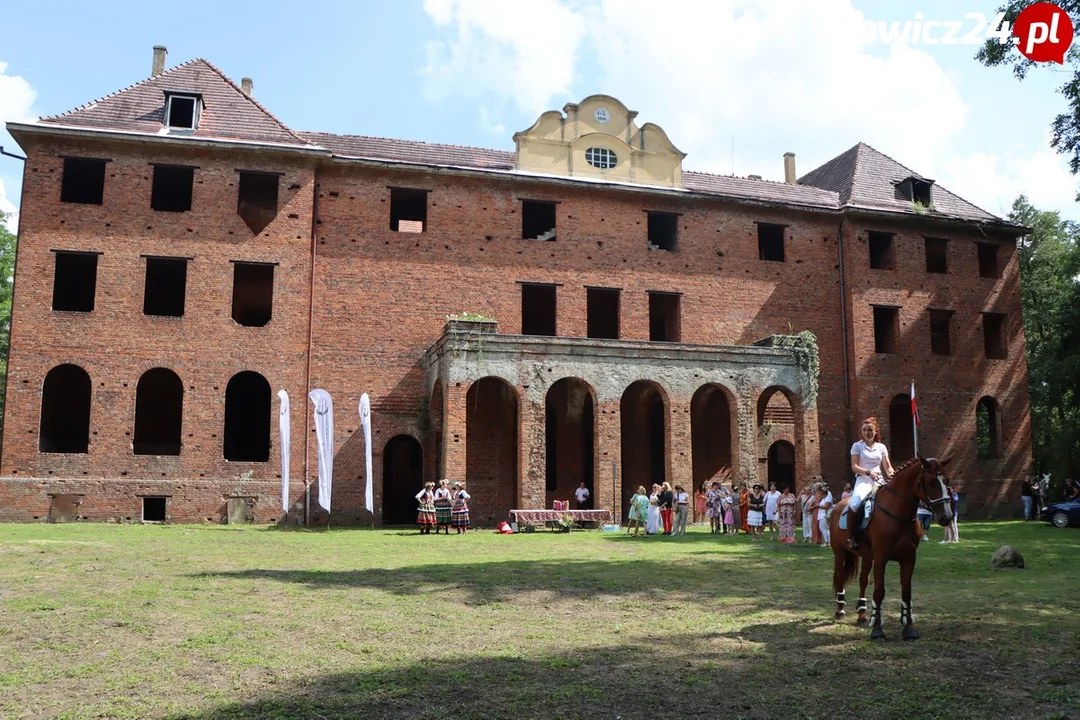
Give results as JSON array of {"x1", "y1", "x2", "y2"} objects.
[
  {"x1": 133, "y1": 368, "x2": 184, "y2": 455},
  {"x1": 976, "y1": 397, "x2": 1001, "y2": 459},
  {"x1": 223, "y1": 371, "x2": 271, "y2": 462},
  {"x1": 39, "y1": 364, "x2": 92, "y2": 453}
]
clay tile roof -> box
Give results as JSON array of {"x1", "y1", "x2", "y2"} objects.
[
  {"x1": 799, "y1": 142, "x2": 1000, "y2": 223},
  {"x1": 298, "y1": 131, "x2": 515, "y2": 170},
  {"x1": 39, "y1": 58, "x2": 313, "y2": 148},
  {"x1": 682, "y1": 171, "x2": 839, "y2": 209}
]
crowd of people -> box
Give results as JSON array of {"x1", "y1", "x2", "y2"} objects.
[{"x1": 1022, "y1": 474, "x2": 1080, "y2": 520}]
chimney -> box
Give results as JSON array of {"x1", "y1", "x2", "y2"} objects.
[
  {"x1": 783, "y1": 152, "x2": 796, "y2": 184},
  {"x1": 152, "y1": 46, "x2": 168, "y2": 77},
  {"x1": 748, "y1": 174, "x2": 762, "y2": 181},
  {"x1": 241, "y1": 77, "x2": 254, "y2": 96}
]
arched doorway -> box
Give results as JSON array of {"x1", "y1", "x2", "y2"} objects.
[
  {"x1": 888, "y1": 394, "x2": 915, "y2": 463},
  {"x1": 767, "y1": 440, "x2": 795, "y2": 492},
  {"x1": 545, "y1": 378, "x2": 596, "y2": 508},
  {"x1": 383, "y1": 435, "x2": 423, "y2": 524},
  {"x1": 40, "y1": 364, "x2": 92, "y2": 453},
  {"x1": 223, "y1": 371, "x2": 271, "y2": 462},
  {"x1": 691, "y1": 383, "x2": 735, "y2": 495},
  {"x1": 466, "y1": 377, "x2": 519, "y2": 526},
  {"x1": 620, "y1": 380, "x2": 667, "y2": 515},
  {"x1": 133, "y1": 368, "x2": 183, "y2": 455}
]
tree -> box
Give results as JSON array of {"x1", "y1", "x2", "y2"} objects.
[
  {"x1": 0, "y1": 212, "x2": 14, "y2": 441},
  {"x1": 978, "y1": 2, "x2": 1080, "y2": 194},
  {"x1": 1010, "y1": 196, "x2": 1080, "y2": 493}
]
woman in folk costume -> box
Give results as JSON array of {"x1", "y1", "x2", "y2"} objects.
[
  {"x1": 415, "y1": 482, "x2": 438, "y2": 534},
  {"x1": 433, "y1": 478, "x2": 453, "y2": 535},
  {"x1": 843, "y1": 416, "x2": 895, "y2": 551},
  {"x1": 646, "y1": 484, "x2": 662, "y2": 535},
  {"x1": 451, "y1": 481, "x2": 471, "y2": 534}
]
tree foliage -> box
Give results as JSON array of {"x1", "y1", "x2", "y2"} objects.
[
  {"x1": 0, "y1": 212, "x2": 15, "y2": 440},
  {"x1": 1010, "y1": 196, "x2": 1080, "y2": 491},
  {"x1": 978, "y1": 2, "x2": 1080, "y2": 190}
]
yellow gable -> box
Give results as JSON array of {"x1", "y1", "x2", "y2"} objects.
[{"x1": 513, "y1": 95, "x2": 685, "y2": 188}]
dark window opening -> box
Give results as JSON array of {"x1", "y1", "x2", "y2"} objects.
[
  {"x1": 522, "y1": 200, "x2": 557, "y2": 241},
  {"x1": 976, "y1": 397, "x2": 1000, "y2": 459},
  {"x1": 911, "y1": 178, "x2": 933, "y2": 206},
  {"x1": 983, "y1": 313, "x2": 1007, "y2": 359},
  {"x1": 521, "y1": 284, "x2": 556, "y2": 336},
  {"x1": 649, "y1": 292, "x2": 681, "y2": 342},
  {"x1": 925, "y1": 237, "x2": 948, "y2": 273},
  {"x1": 151, "y1": 165, "x2": 194, "y2": 212},
  {"x1": 587, "y1": 287, "x2": 620, "y2": 339},
  {"x1": 873, "y1": 306, "x2": 899, "y2": 354},
  {"x1": 52, "y1": 252, "x2": 98, "y2": 312},
  {"x1": 133, "y1": 368, "x2": 183, "y2": 455},
  {"x1": 647, "y1": 212, "x2": 678, "y2": 252},
  {"x1": 166, "y1": 95, "x2": 197, "y2": 129},
  {"x1": 143, "y1": 257, "x2": 188, "y2": 317},
  {"x1": 142, "y1": 497, "x2": 167, "y2": 522},
  {"x1": 61, "y1": 158, "x2": 106, "y2": 205},
  {"x1": 39, "y1": 364, "x2": 91, "y2": 453},
  {"x1": 977, "y1": 243, "x2": 1000, "y2": 278},
  {"x1": 929, "y1": 309, "x2": 953, "y2": 356},
  {"x1": 390, "y1": 188, "x2": 427, "y2": 232},
  {"x1": 223, "y1": 371, "x2": 271, "y2": 462},
  {"x1": 869, "y1": 231, "x2": 895, "y2": 270},
  {"x1": 238, "y1": 171, "x2": 279, "y2": 234},
  {"x1": 231, "y1": 263, "x2": 274, "y2": 327},
  {"x1": 757, "y1": 223, "x2": 785, "y2": 262}
]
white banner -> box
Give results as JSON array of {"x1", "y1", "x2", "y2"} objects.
[
  {"x1": 360, "y1": 393, "x2": 374, "y2": 514},
  {"x1": 309, "y1": 389, "x2": 334, "y2": 513},
  {"x1": 277, "y1": 390, "x2": 291, "y2": 512}
]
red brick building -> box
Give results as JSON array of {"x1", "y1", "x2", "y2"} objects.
[{"x1": 0, "y1": 49, "x2": 1031, "y2": 524}]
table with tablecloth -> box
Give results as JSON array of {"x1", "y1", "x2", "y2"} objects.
[{"x1": 509, "y1": 509, "x2": 612, "y2": 529}]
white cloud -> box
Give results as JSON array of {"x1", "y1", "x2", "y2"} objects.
[
  {"x1": 421, "y1": 0, "x2": 587, "y2": 122},
  {"x1": 0, "y1": 59, "x2": 36, "y2": 230}
]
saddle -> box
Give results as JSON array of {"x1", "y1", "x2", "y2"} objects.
[{"x1": 838, "y1": 486, "x2": 878, "y2": 531}]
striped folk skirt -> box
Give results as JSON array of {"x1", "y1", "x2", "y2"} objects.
[
  {"x1": 417, "y1": 501, "x2": 437, "y2": 526},
  {"x1": 451, "y1": 500, "x2": 470, "y2": 528},
  {"x1": 435, "y1": 500, "x2": 453, "y2": 526}
]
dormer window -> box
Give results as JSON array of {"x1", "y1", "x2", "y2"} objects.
[
  {"x1": 164, "y1": 93, "x2": 200, "y2": 130},
  {"x1": 899, "y1": 175, "x2": 934, "y2": 207}
]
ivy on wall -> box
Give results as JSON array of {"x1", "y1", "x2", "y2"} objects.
[{"x1": 771, "y1": 331, "x2": 819, "y2": 408}]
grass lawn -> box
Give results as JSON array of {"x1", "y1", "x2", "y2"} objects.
[{"x1": 0, "y1": 520, "x2": 1077, "y2": 719}]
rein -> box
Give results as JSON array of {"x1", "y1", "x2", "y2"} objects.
[{"x1": 876, "y1": 465, "x2": 946, "y2": 524}]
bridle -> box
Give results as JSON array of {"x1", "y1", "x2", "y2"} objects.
[{"x1": 877, "y1": 461, "x2": 950, "y2": 524}]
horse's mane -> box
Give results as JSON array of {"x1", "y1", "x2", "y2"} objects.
[{"x1": 891, "y1": 457, "x2": 920, "y2": 474}]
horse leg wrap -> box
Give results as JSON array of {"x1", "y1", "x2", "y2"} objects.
[
  {"x1": 856, "y1": 598, "x2": 868, "y2": 614},
  {"x1": 900, "y1": 601, "x2": 913, "y2": 626},
  {"x1": 836, "y1": 591, "x2": 846, "y2": 606},
  {"x1": 870, "y1": 600, "x2": 881, "y2": 626}
]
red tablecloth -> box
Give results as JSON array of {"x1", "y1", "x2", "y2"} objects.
[{"x1": 509, "y1": 509, "x2": 612, "y2": 525}]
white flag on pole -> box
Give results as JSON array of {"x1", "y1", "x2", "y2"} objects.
[
  {"x1": 309, "y1": 389, "x2": 334, "y2": 513},
  {"x1": 277, "y1": 390, "x2": 291, "y2": 512},
  {"x1": 360, "y1": 393, "x2": 373, "y2": 514}
]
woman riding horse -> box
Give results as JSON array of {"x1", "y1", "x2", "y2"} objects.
[
  {"x1": 844, "y1": 417, "x2": 895, "y2": 551},
  {"x1": 830, "y1": 454, "x2": 954, "y2": 641}
]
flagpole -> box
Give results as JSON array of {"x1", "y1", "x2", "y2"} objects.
[{"x1": 911, "y1": 380, "x2": 919, "y2": 458}]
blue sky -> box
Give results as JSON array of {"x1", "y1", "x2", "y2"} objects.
[{"x1": 2, "y1": 0, "x2": 1078, "y2": 227}]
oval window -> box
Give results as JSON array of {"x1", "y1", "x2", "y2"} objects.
[{"x1": 585, "y1": 147, "x2": 617, "y2": 170}]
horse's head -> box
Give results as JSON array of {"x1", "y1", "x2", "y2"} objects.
[{"x1": 917, "y1": 455, "x2": 954, "y2": 526}]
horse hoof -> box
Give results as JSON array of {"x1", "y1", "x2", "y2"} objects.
[
  {"x1": 903, "y1": 626, "x2": 920, "y2": 641},
  {"x1": 856, "y1": 617, "x2": 868, "y2": 628},
  {"x1": 835, "y1": 610, "x2": 846, "y2": 619},
  {"x1": 870, "y1": 627, "x2": 886, "y2": 641}
]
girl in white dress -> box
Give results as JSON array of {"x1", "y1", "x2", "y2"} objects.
[
  {"x1": 844, "y1": 417, "x2": 895, "y2": 550},
  {"x1": 646, "y1": 484, "x2": 662, "y2": 535}
]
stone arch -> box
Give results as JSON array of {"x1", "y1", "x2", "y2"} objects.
[
  {"x1": 691, "y1": 383, "x2": 737, "y2": 491},
  {"x1": 223, "y1": 371, "x2": 271, "y2": 462},
  {"x1": 466, "y1": 376, "x2": 519, "y2": 526},
  {"x1": 39, "y1": 364, "x2": 91, "y2": 453},
  {"x1": 888, "y1": 394, "x2": 915, "y2": 463},
  {"x1": 757, "y1": 385, "x2": 797, "y2": 427},
  {"x1": 976, "y1": 396, "x2": 1001, "y2": 459},
  {"x1": 545, "y1": 377, "x2": 596, "y2": 508},
  {"x1": 620, "y1": 380, "x2": 668, "y2": 513},
  {"x1": 133, "y1": 367, "x2": 183, "y2": 456},
  {"x1": 767, "y1": 440, "x2": 796, "y2": 492},
  {"x1": 383, "y1": 434, "x2": 424, "y2": 525}
]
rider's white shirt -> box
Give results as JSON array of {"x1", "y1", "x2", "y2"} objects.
[{"x1": 851, "y1": 440, "x2": 889, "y2": 478}]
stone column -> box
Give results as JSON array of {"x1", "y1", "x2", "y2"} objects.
[
  {"x1": 519, "y1": 393, "x2": 546, "y2": 509},
  {"x1": 595, "y1": 401, "x2": 622, "y2": 521},
  {"x1": 443, "y1": 381, "x2": 469, "y2": 483},
  {"x1": 669, "y1": 395, "x2": 693, "y2": 492}
]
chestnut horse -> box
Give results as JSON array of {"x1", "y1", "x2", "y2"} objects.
[{"x1": 828, "y1": 455, "x2": 953, "y2": 640}]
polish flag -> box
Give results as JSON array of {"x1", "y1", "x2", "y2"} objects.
[{"x1": 911, "y1": 381, "x2": 921, "y2": 427}]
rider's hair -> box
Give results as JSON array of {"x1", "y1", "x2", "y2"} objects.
[{"x1": 862, "y1": 416, "x2": 882, "y2": 444}]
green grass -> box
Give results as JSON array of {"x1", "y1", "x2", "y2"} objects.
[{"x1": 0, "y1": 521, "x2": 1077, "y2": 719}]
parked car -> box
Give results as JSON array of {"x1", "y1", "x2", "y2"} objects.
[{"x1": 1041, "y1": 499, "x2": 1080, "y2": 528}]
